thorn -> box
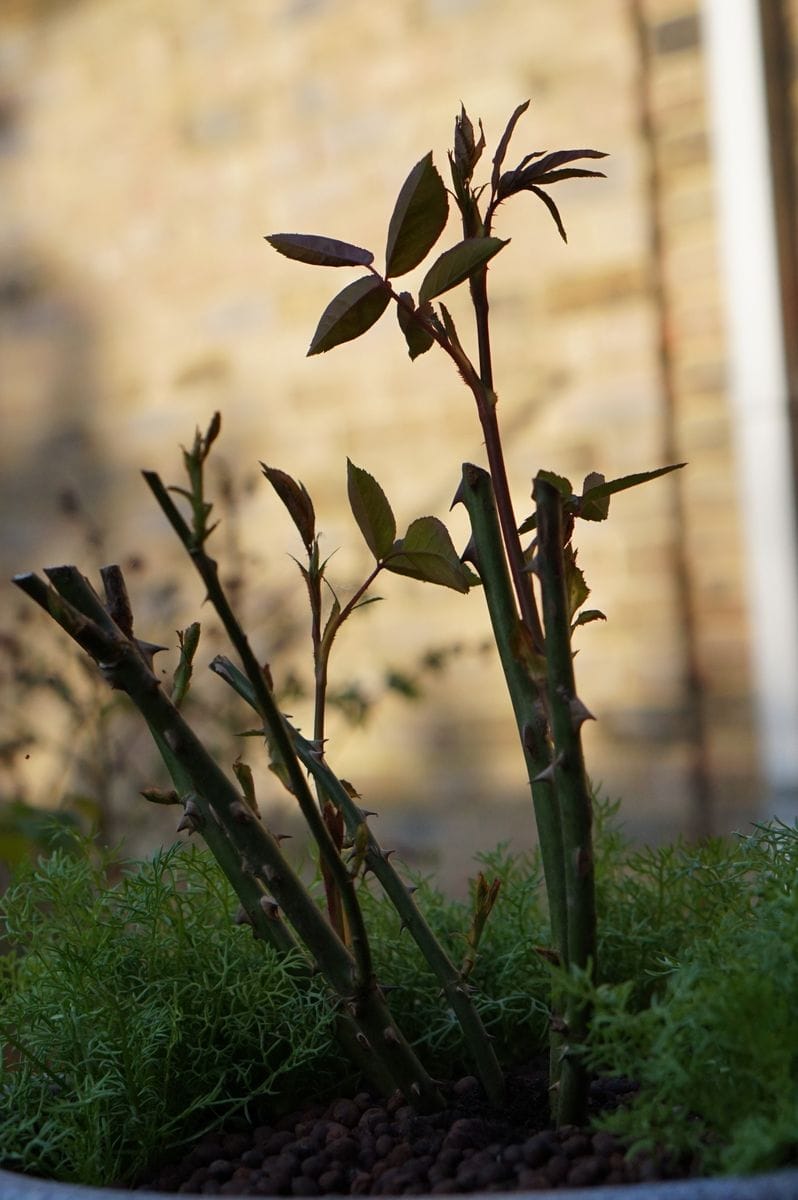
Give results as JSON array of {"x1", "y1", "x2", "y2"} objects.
[
  {"x1": 549, "y1": 1015, "x2": 568, "y2": 1035},
  {"x1": 569, "y1": 696, "x2": 595, "y2": 729},
  {"x1": 259, "y1": 896, "x2": 280, "y2": 920},
  {"x1": 355, "y1": 1032, "x2": 371, "y2": 1049},
  {"x1": 177, "y1": 796, "x2": 202, "y2": 835},
  {"x1": 229, "y1": 800, "x2": 254, "y2": 824},
  {"x1": 410, "y1": 1082, "x2": 422, "y2": 1098},
  {"x1": 406, "y1": 884, "x2": 418, "y2": 896},
  {"x1": 533, "y1": 760, "x2": 557, "y2": 784},
  {"x1": 274, "y1": 832, "x2": 292, "y2": 843},
  {"x1": 382, "y1": 849, "x2": 396, "y2": 861},
  {"x1": 307, "y1": 738, "x2": 326, "y2": 762},
  {"x1": 234, "y1": 906, "x2": 253, "y2": 927},
  {"x1": 449, "y1": 478, "x2": 467, "y2": 510},
  {"x1": 359, "y1": 809, "x2": 379, "y2": 819},
  {"x1": 382, "y1": 1025, "x2": 402, "y2": 1045},
  {"x1": 459, "y1": 534, "x2": 479, "y2": 569},
  {"x1": 134, "y1": 638, "x2": 169, "y2": 669},
  {"x1": 533, "y1": 945, "x2": 561, "y2": 966}
]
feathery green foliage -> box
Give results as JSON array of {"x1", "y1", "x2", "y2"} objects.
[
  {"x1": 567, "y1": 819, "x2": 798, "y2": 1175},
  {"x1": 4, "y1": 810, "x2": 797, "y2": 1183},
  {"x1": 0, "y1": 841, "x2": 342, "y2": 1185}
]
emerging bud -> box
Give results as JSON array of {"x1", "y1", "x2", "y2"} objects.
[
  {"x1": 453, "y1": 104, "x2": 485, "y2": 186},
  {"x1": 140, "y1": 786, "x2": 179, "y2": 806}
]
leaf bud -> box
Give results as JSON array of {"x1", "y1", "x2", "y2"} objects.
[
  {"x1": 140, "y1": 786, "x2": 180, "y2": 806},
  {"x1": 453, "y1": 104, "x2": 485, "y2": 186}
]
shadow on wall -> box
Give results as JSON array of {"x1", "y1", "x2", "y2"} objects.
[
  {"x1": 0, "y1": 237, "x2": 507, "y2": 875},
  {"x1": 0, "y1": 247, "x2": 109, "y2": 576}
]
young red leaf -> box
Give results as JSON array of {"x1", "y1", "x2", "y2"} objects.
[
  {"x1": 531, "y1": 187, "x2": 568, "y2": 242},
  {"x1": 308, "y1": 276, "x2": 390, "y2": 355},
  {"x1": 519, "y1": 147, "x2": 607, "y2": 180},
  {"x1": 346, "y1": 460, "x2": 397, "y2": 560},
  {"x1": 418, "y1": 237, "x2": 508, "y2": 304},
  {"x1": 261, "y1": 465, "x2": 316, "y2": 550},
  {"x1": 266, "y1": 233, "x2": 375, "y2": 268},
  {"x1": 385, "y1": 153, "x2": 449, "y2": 278},
  {"x1": 531, "y1": 168, "x2": 607, "y2": 186},
  {"x1": 491, "y1": 99, "x2": 531, "y2": 196}
]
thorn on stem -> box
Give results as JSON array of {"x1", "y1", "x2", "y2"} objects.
[
  {"x1": 460, "y1": 535, "x2": 479, "y2": 569},
  {"x1": 259, "y1": 896, "x2": 280, "y2": 920},
  {"x1": 533, "y1": 759, "x2": 558, "y2": 784},
  {"x1": 229, "y1": 799, "x2": 254, "y2": 824},
  {"x1": 569, "y1": 695, "x2": 595, "y2": 729}
]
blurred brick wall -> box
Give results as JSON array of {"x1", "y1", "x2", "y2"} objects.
[{"x1": 0, "y1": 0, "x2": 764, "y2": 873}]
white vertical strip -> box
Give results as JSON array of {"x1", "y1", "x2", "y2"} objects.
[{"x1": 701, "y1": 0, "x2": 798, "y2": 799}]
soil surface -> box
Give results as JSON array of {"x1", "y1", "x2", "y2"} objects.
[{"x1": 137, "y1": 1064, "x2": 692, "y2": 1195}]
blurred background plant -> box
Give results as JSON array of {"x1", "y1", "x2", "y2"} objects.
[{"x1": 0, "y1": 472, "x2": 489, "y2": 883}]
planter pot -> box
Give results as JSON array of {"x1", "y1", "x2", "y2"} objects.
[{"x1": 2, "y1": 1166, "x2": 798, "y2": 1199}]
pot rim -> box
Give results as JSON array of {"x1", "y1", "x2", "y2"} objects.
[{"x1": 1, "y1": 1165, "x2": 798, "y2": 1200}]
